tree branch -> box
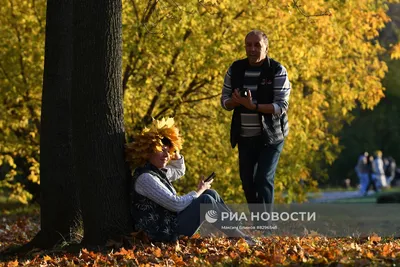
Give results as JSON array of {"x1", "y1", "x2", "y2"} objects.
[
  {"x1": 142, "y1": 49, "x2": 181, "y2": 124},
  {"x1": 292, "y1": 0, "x2": 331, "y2": 17},
  {"x1": 130, "y1": 0, "x2": 140, "y2": 22},
  {"x1": 182, "y1": 93, "x2": 221, "y2": 103}
]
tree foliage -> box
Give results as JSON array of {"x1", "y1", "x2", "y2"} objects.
[
  {"x1": 0, "y1": 0, "x2": 45, "y2": 203},
  {"x1": 1, "y1": 0, "x2": 400, "y2": 204},
  {"x1": 328, "y1": 58, "x2": 400, "y2": 186}
]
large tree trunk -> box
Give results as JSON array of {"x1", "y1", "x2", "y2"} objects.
[
  {"x1": 72, "y1": 0, "x2": 132, "y2": 245},
  {"x1": 31, "y1": 0, "x2": 81, "y2": 249}
]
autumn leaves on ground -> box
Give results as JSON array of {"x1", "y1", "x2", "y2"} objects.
[{"x1": 1, "y1": 210, "x2": 400, "y2": 266}]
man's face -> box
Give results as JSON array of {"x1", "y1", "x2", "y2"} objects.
[{"x1": 245, "y1": 33, "x2": 268, "y2": 66}]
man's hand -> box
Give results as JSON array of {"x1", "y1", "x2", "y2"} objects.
[
  {"x1": 224, "y1": 92, "x2": 241, "y2": 109},
  {"x1": 232, "y1": 89, "x2": 255, "y2": 110}
]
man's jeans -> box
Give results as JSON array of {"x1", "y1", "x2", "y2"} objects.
[{"x1": 238, "y1": 136, "x2": 284, "y2": 205}]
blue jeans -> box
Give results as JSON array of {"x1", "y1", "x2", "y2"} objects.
[
  {"x1": 238, "y1": 136, "x2": 284, "y2": 205},
  {"x1": 176, "y1": 189, "x2": 243, "y2": 237},
  {"x1": 358, "y1": 173, "x2": 369, "y2": 195}
]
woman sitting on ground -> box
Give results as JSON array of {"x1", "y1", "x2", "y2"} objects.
[{"x1": 125, "y1": 117, "x2": 255, "y2": 244}]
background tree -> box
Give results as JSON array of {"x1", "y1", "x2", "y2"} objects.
[
  {"x1": 121, "y1": 0, "x2": 399, "y2": 202},
  {"x1": 71, "y1": 0, "x2": 132, "y2": 245},
  {"x1": 328, "y1": 3, "x2": 400, "y2": 186},
  {"x1": 0, "y1": 0, "x2": 44, "y2": 203}
]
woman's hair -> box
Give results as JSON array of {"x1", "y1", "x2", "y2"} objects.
[{"x1": 125, "y1": 117, "x2": 183, "y2": 169}]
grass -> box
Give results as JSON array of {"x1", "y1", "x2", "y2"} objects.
[
  {"x1": 0, "y1": 194, "x2": 39, "y2": 216},
  {"x1": 331, "y1": 187, "x2": 400, "y2": 203}
]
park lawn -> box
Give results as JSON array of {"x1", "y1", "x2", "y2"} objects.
[
  {"x1": 1, "y1": 193, "x2": 400, "y2": 266},
  {"x1": 332, "y1": 187, "x2": 400, "y2": 203}
]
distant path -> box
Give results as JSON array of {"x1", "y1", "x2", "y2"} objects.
[{"x1": 308, "y1": 190, "x2": 376, "y2": 203}]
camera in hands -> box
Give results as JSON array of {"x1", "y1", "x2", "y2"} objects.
[{"x1": 239, "y1": 88, "x2": 249, "y2": 97}]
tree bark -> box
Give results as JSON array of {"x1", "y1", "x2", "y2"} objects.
[
  {"x1": 72, "y1": 0, "x2": 133, "y2": 246},
  {"x1": 31, "y1": 0, "x2": 81, "y2": 249}
]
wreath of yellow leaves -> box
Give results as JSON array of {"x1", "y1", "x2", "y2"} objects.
[{"x1": 125, "y1": 117, "x2": 183, "y2": 169}]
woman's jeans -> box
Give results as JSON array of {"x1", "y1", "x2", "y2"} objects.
[{"x1": 176, "y1": 189, "x2": 243, "y2": 237}]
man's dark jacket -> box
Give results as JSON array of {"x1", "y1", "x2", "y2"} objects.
[{"x1": 229, "y1": 57, "x2": 289, "y2": 148}]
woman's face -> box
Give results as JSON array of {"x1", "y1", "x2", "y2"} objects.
[{"x1": 149, "y1": 145, "x2": 171, "y2": 169}]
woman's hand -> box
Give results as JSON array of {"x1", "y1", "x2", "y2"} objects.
[
  {"x1": 196, "y1": 175, "x2": 213, "y2": 197},
  {"x1": 170, "y1": 150, "x2": 181, "y2": 160}
]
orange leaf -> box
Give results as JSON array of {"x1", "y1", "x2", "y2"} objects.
[
  {"x1": 229, "y1": 251, "x2": 239, "y2": 259},
  {"x1": 113, "y1": 247, "x2": 129, "y2": 256},
  {"x1": 43, "y1": 255, "x2": 52, "y2": 261},
  {"x1": 382, "y1": 244, "x2": 391, "y2": 257},
  {"x1": 7, "y1": 260, "x2": 18, "y2": 267},
  {"x1": 254, "y1": 250, "x2": 268, "y2": 260},
  {"x1": 153, "y1": 247, "x2": 162, "y2": 258},
  {"x1": 369, "y1": 235, "x2": 381, "y2": 244},
  {"x1": 171, "y1": 254, "x2": 186, "y2": 266},
  {"x1": 236, "y1": 239, "x2": 248, "y2": 252},
  {"x1": 191, "y1": 233, "x2": 201, "y2": 239}
]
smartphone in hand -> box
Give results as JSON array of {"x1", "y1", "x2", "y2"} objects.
[{"x1": 204, "y1": 172, "x2": 216, "y2": 182}]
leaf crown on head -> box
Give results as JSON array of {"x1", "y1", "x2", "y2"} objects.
[{"x1": 125, "y1": 117, "x2": 183, "y2": 169}]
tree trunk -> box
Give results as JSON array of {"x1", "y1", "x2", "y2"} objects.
[
  {"x1": 72, "y1": 0, "x2": 133, "y2": 245},
  {"x1": 31, "y1": 0, "x2": 81, "y2": 249}
]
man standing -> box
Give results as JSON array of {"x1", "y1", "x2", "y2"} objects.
[
  {"x1": 220, "y1": 30, "x2": 291, "y2": 206},
  {"x1": 355, "y1": 152, "x2": 370, "y2": 196}
]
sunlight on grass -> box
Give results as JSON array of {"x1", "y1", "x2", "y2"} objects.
[{"x1": 0, "y1": 193, "x2": 39, "y2": 216}]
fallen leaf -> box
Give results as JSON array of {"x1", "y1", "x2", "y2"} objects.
[
  {"x1": 369, "y1": 234, "x2": 381, "y2": 244},
  {"x1": 153, "y1": 247, "x2": 162, "y2": 258},
  {"x1": 43, "y1": 255, "x2": 52, "y2": 262},
  {"x1": 381, "y1": 243, "x2": 391, "y2": 257},
  {"x1": 171, "y1": 254, "x2": 185, "y2": 266},
  {"x1": 113, "y1": 247, "x2": 128, "y2": 256},
  {"x1": 7, "y1": 260, "x2": 18, "y2": 267}
]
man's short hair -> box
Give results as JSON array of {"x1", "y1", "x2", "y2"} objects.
[{"x1": 245, "y1": 30, "x2": 269, "y2": 49}]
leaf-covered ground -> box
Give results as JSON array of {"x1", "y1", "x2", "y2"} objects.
[{"x1": 1, "y1": 213, "x2": 400, "y2": 266}]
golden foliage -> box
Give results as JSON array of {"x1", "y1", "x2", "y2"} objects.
[
  {"x1": 1, "y1": 0, "x2": 399, "y2": 203},
  {"x1": 390, "y1": 43, "x2": 400, "y2": 59},
  {"x1": 0, "y1": 0, "x2": 44, "y2": 203}
]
